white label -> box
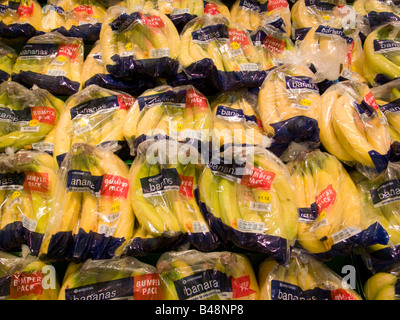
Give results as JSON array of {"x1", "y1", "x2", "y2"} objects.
[
  {"x1": 331, "y1": 227, "x2": 361, "y2": 244},
  {"x1": 150, "y1": 48, "x2": 170, "y2": 59},
  {"x1": 192, "y1": 221, "x2": 209, "y2": 233},
  {"x1": 237, "y1": 218, "x2": 265, "y2": 233},
  {"x1": 249, "y1": 201, "x2": 271, "y2": 212},
  {"x1": 239, "y1": 63, "x2": 259, "y2": 71},
  {"x1": 291, "y1": 103, "x2": 310, "y2": 110},
  {"x1": 21, "y1": 214, "x2": 38, "y2": 232},
  {"x1": 230, "y1": 48, "x2": 244, "y2": 57},
  {"x1": 46, "y1": 69, "x2": 67, "y2": 77},
  {"x1": 101, "y1": 212, "x2": 121, "y2": 223},
  {"x1": 97, "y1": 224, "x2": 117, "y2": 237},
  {"x1": 21, "y1": 125, "x2": 40, "y2": 132},
  {"x1": 31, "y1": 142, "x2": 54, "y2": 153},
  {"x1": 172, "y1": 8, "x2": 190, "y2": 15}
]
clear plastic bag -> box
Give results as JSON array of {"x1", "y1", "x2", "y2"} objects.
[
  {"x1": 0, "y1": 246, "x2": 60, "y2": 300},
  {"x1": 156, "y1": 249, "x2": 260, "y2": 300},
  {"x1": 11, "y1": 31, "x2": 84, "y2": 96},
  {"x1": 287, "y1": 149, "x2": 389, "y2": 260},
  {"x1": 39, "y1": 143, "x2": 135, "y2": 262},
  {"x1": 58, "y1": 256, "x2": 163, "y2": 300},
  {"x1": 257, "y1": 62, "x2": 322, "y2": 157},
  {"x1": 0, "y1": 150, "x2": 57, "y2": 255},
  {"x1": 0, "y1": 0, "x2": 44, "y2": 44},
  {"x1": 53, "y1": 84, "x2": 135, "y2": 167},
  {"x1": 0, "y1": 41, "x2": 17, "y2": 83},
  {"x1": 40, "y1": 0, "x2": 107, "y2": 44},
  {"x1": 0, "y1": 81, "x2": 64, "y2": 154},
  {"x1": 198, "y1": 145, "x2": 298, "y2": 265},
  {"x1": 363, "y1": 266, "x2": 400, "y2": 300},
  {"x1": 319, "y1": 79, "x2": 391, "y2": 177},
  {"x1": 258, "y1": 248, "x2": 362, "y2": 300},
  {"x1": 353, "y1": 0, "x2": 400, "y2": 30}
]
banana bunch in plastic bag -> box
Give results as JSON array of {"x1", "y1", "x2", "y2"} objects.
[
  {"x1": 99, "y1": 5, "x2": 181, "y2": 80},
  {"x1": 350, "y1": 164, "x2": 400, "y2": 273},
  {"x1": 81, "y1": 41, "x2": 159, "y2": 95},
  {"x1": 0, "y1": 0, "x2": 44, "y2": 44},
  {"x1": 0, "y1": 42, "x2": 17, "y2": 84},
  {"x1": 319, "y1": 79, "x2": 391, "y2": 176},
  {"x1": 210, "y1": 88, "x2": 271, "y2": 151},
  {"x1": 53, "y1": 84, "x2": 136, "y2": 168},
  {"x1": 176, "y1": 13, "x2": 266, "y2": 92},
  {"x1": 230, "y1": 0, "x2": 291, "y2": 36},
  {"x1": 125, "y1": 140, "x2": 219, "y2": 255},
  {"x1": 258, "y1": 248, "x2": 362, "y2": 300},
  {"x1": 0, "y1": 150, "x2": 57, "y2": 255},
  {"x1": 0, "y1": 81, "x2": 64, "y2": 154},
  {"x1": 122, "y1": 84, "x2": 212, "y2": 157},
  {"x1": 363, "y1": 22, "x2": 400, "y2": 87},
  {"x1": 288, "y1": 149, "x2": 390, "y2": 260},
  {"x1": 250, "y1": 20, "x2": 294, "y2": 71},
  {"x1": 39, "y1": 143, "x2": 135, "y2": 262},
  {"x1": 0, "y1": 246, "x2": 60, "y2": 300},
  {"x1": 12, "y1": 32, "x2": 84, "y2": 96},
  {"x1": 157, "y1": 249, "x2": 260, "y2": 300},
  {"x1": 40, "y1": 0, "x2": 107, "y2": 44},
  {"x1": 363, "y1": 268, "x2": 400, "y2": 300},
  {"x1": 353, "y1": 0, "x2": 400, "y2": 30},
  {"x1": 258, "y1": 63, "x2": 322, "y2": 157},
  {"x1": 58, "y1": 256, "x2": 163, "y2": 300},
  {"x1": 198, "y1": 145, "x2": 298, "y2": 265}
]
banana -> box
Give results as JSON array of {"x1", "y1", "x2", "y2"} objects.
[{"x1": 364, "y1": 272, "x2": 398, "y2": 300}]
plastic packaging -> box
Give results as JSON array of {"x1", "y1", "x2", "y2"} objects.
[
  {"x1": 99, "y1": 5, "x2": 181, "y2": 80},
  {"x1": 39, "y1": 143, "x2": 135, "y2": 262},
  {"x1": 53, "y1": 84, "x2": 135, "y2": 168},
  {"x1": 173, "y1": 13, "x2": 266, "y2": 93},
  {"x1": 122, "y1": 84, "x2": 212, "y2": 157},
  {"x1": 197, "y1": 145, "x2": 298, "y2": 265},
  {"x1": 0, "y1": 150, "x2": 57, "y2": 256},
  {"x1": 0, "y1": 81, "x2": 64, "y2": 154},
  {"x1": 257, "y1": 63, "x2": 321, "y2": 157},
  {"x1": 0, "y1": 0, "x2": 44, "y2": 44},
  {"x1": 209, "y1": 88, "x2": 271, "y2": 152},
  {"x1": 363, "y1": 267, "x2": 400, "y2": 300},
  {"x1": 40, "y1": 0, "x2": 107, "y2": 44},
  {"x1": 287, "y1": 149, "x2": 389, "y2": 261},
  {"x1": 353, "y1": 0, "x2": 400, "y2": 30},
  {"x1": 124, "y1": 140, "x2": 219, "y2": 255},
  {"x1": 258, "y1": 248, "x2": 362, "y2": 300},
  {"x1": 58, "y1": 256, "x2": 163, "y2": 300},
  {"x1": 11, "y1": 32, "x2": 84, "y2": 96},
  {"x1": 0, "y1": 246, "x2": 60, "y2": 300},
  {"x1": 156, "y1": 249, "x2": 260, "y2": 300},
  {"x1": 0, "y1": 42, "x2": 17, "y2": 83}
]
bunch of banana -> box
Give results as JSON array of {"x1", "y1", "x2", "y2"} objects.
[
  {"x1": 363, "y1": 271, "x2": 400, "y2": 300},
  {"x1": 0, "y1": 0, "x2": 44, "y2": 43},
  {"x1": 318, "y1": 80, "x2": 391, "y2": 174},
  {"x1": 99, "y1": 5, "x2": 181, "y2": 78},
  {"x1": 258, "y1": 248, "x2": 362, "y2": 300},
  {"x1": 210, "y1": 88, "x2": 271, "y2": 150},
  {"x1": 0, "y1": 42, "x2": 17, "y2": 83},
  {"x1": 0, "y1": 81, "x2": 63, "y2": 153},
  {"x1": 40, "y1": 0, "x2": 107, "y2": 43},
  {"x1": 353, "y1": 0, "x2": 400, "y2": 29},
  {"x1": 257, "y1": 63, "x2": 321, "y2": 137},
  {"x1": 122, "y1": 84, "x2": 212, "y2": 156},
  {"x1": 58, "y1": 256, "x2": 163, "y2": 300},
  {"x1": 363, "y1": 22, "x2": 400, "y2": 87},
  {"x1": 53, "y1": 84, "x2": 135, "y2": 168},
  {"x1": 12, "y1": 32, "x2": 84, "y2": 96},
  {"x1": 39, "y1": 143, "x2": 135, "y2": 261},
  {"x1": 287, "y1": 149, "x2": 368, "y2": 256},
  {"x1": 198, "y1": 145, "x2": 298, "y2": 263},
  {"x1": 250, "y1": 22, "x2": 294, "y2": 71},
  {"x1": 178, "y1": 14, "x2": 262, "y2": 74},
  {"x1": 0, "y1": 248, "x2": 60, "y2": 300},
  {"x1": 156, "y1": 249, "x2": 260, "y2": 300}
]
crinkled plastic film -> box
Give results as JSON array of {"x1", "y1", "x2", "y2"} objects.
[
  {"x1": 0, "y1": 42, "x2": 17, "y2": 84},
  {"x1": 156, "y1": 249, "x2": 260, "y2": 300},
  {"x1": 53, "y1": 84, "x2": 135, "y2": 167},
  {"x1": 258, "y1": 248, "x2": 362, "y2": 300},
  {"x1": 39, "y1": 143, "x2": 135, "y2": 262},
  {"x1": 11, "y1": 32, "x2": 84, "y2": 96},
  {"x1": 0, "y1": 81, "x2": 63, "y2": 154},
  {"x1": 362, "y1": 266, "x2": 400, "y2": 300},
  {"x1": 258, "y1": 63, "x2": 321, "y2": 157},
  {"x1": 319, "y1": 79, "x2": 391, "y2": 176},
  {"x1": 197, "y1": 145, "x2": 298, "y2": 265},
  {"x1": 287, "y1": 149, "x2": 389, "y2": 260},
  {"x1": 353, "y1": 0, "x2": 400, "y2": 30},
  {"x1": 58, "y1": 256, "x2": 163, "y2": 300}
]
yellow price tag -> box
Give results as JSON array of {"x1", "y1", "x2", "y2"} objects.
[
  {"x1": 111, "y1": 202, "x2": 120, "y2": 214},
  {"x1": 125, "y1": 43, "x2": 133, "y2": 51},
  {"x1": 318, "y1": 211, "x2": 326, "y2": 221},
  {"x1": 322, "y1": 15, "x2": 330, "y2": 20},
  {"x1": 57, "y1": 55, "x2": 67, "y2": 63},
  {"x1": 11, "y1": 191, "x2": 21, "y2": 200},
  {"x1": 231, "y1": 42, "x2": 240, "y2": 50},
  {"x1": 29, "y1": 119, "x2": 39, "y2": 127},
  {"x1": 257, "y1": 192, "x2": 271, "y2": 204},
  {"x1": 176, "y1": 122, "x2": 183, "y2": 132},
  {"x1": 300, "y1": 99, "x2": 312, "y2": 107}
]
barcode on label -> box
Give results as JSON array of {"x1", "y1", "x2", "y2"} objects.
[
  {"x1": 192, "y1": 221, "x2": 209, "y2": 233},
  {"x1": 150, "y1": 48, "x2": 169, "y2": 58},
  {"x1": 237, "y1": 218, "x2": 265, "y2": 233},
  {"x1": 101, "y1": 212, "x2": 120, "y2": 223},
  {"x1": 21, "y1": 126, "x2": 39, "y2": 132},
  {"x1": 98, "y1": 224, "x2": 117, "y2": 237},
  {"x1": 291, "y1": 103, "x2": 310, "y2": 110},
  {"x1": 239, "y1": 63, "x2": 259, "y2": 71},
  {"x1": 21, "y1": 214, "x2": 38, "y2": 232},
  {"x1": 230, "y1": 48, "x2": 244, "y2": 57},
  {"x1": 46, "y1": 70, "x2": 67, "y2": 77},
  {"x1": 32, "y1": 142, "x2": 54, "y2": 152},
  {"x1": 50, "y1": 59, "x2": 65, "y2": 66},
  {"x1": 331, "y1": 227, "x2": 361, "y2": 244},
  {"x1": 172, "y1": 8, "x2": 190, "y2": 15},
  {"x1": 249, "y1": 201, "x2": 271, "y2": 212}
]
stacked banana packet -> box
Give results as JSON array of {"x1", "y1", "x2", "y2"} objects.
[{"x1": 1, "y1": 0, "x2": 400, "y2": 302}]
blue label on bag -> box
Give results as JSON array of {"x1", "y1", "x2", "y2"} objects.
[
  {"x1": 66, "y1": 170, "x2": 103, "y2": 195},
  {"x1": 380, "y1": 98, "x2": 400, "y2": 114},
  {"x1": 239, "y1": 0, "x2": 268, "y2": 12},
  {"x1": 19, "y1": 43, "x2": 58, "y2": 59},
  {"x1": 137, "y1": 89, "x2": 187, "y2": 111},
  {"x1": 0, "y1": 172, "x2": 25, "y2": 190},
  {"x1": 208, "y1": 157, "x2": 246, "y2": 181},
  {"x1": 285, "y1": 76, "x2": 319, "y2": 92},
  {"x1": 304, "y1": 0, "x2": 335, "y2": 11},
  {"x1": 109, "y1": 12, "x2": 141, "y2": 33},
  {"x1": 216, "y1": 105, "x2": 245, "y2": 120},
  {"x1": 192, "y1": 24, "x2": 229, "y2": 44},
  {"x1": 370, "y1": 179, "x2": 400, "y2": 207},
  {"x1": 315, "y1": 25, "x2": 344, "y2": 37},
  {"x1": 140, "y1": 168, "x2": 181, "y2": 197},
  {"x1": 70, "y1": 96, "x2": 120, "y2": 120},
  {"x1": 373, "y1": 39, "x2": 400, "y2": 54}
]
